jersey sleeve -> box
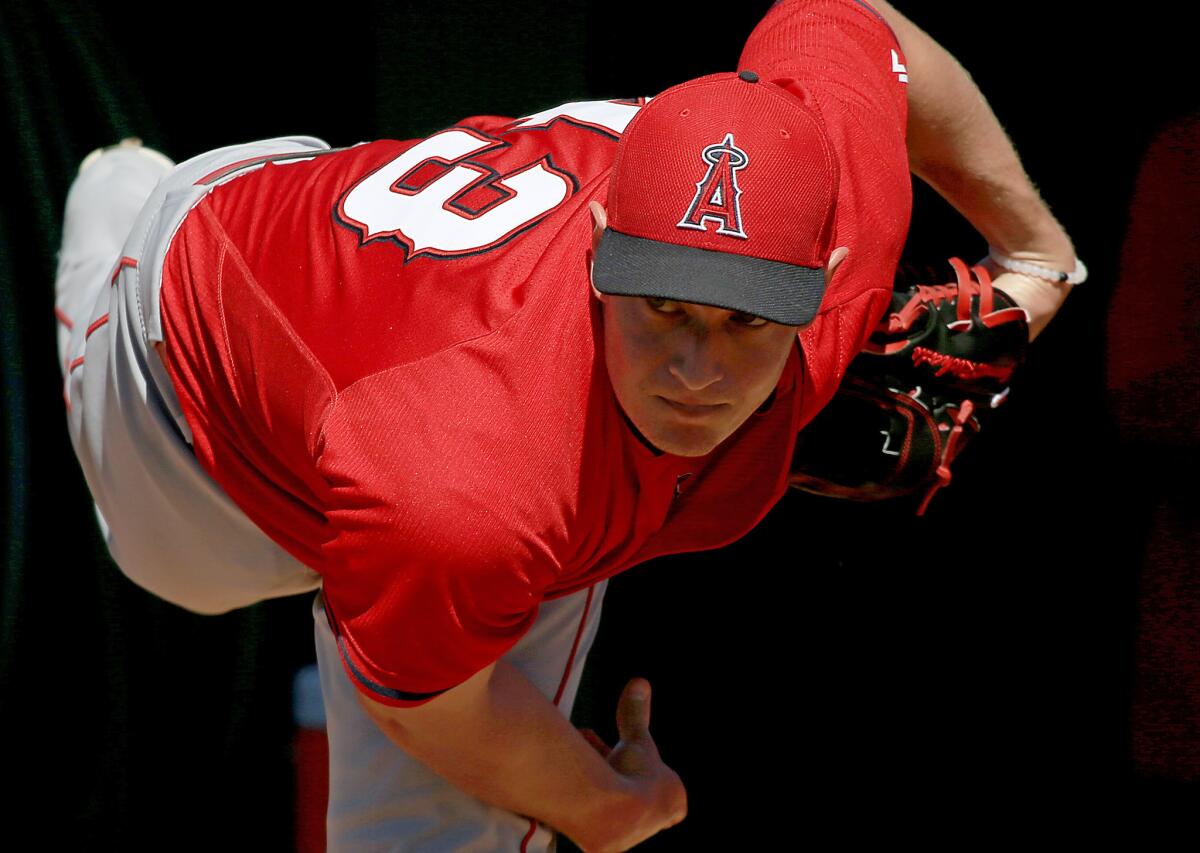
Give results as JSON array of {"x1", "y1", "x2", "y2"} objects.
[
  {"x1": 451, "y1": 112, "x2": 522, "y2": 136},
  {"x1": 737, "y1": 0, "x2": 907, "y2": 133},
  {"x1": 157, "y1": 200, "x2": 341, "y2": 575},
  {"x1": 318, "y1": 553, "x2": 541, "y2": 708},
  {"x1": 314, "y1": 378, "x2": 549, "y2": 708}
]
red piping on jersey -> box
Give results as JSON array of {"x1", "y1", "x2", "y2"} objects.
[
  {"x1": 67, "y1": 355, "x2": 86, "y2": 374},
  {"x1": 54, "y1": 307, "x2": 74, "y2": 329},
  {"x1": 110, "y1": 256, "x2": 137, "y2": 285},
  {"x1": 521, "y1": 584, "x2": 598, "y2": 852}
]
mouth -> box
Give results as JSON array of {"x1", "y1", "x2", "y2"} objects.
[{"x1": 656, "y1": 396, "x2": 729, "y2": 417}]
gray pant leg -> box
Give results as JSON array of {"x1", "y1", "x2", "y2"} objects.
[
  {"x1": 55, "y1": 147, "x2": 166, "y2": 374},
  {"x1": 55, "y1": 146, "x2": 175, "y2": 542},
  {"x1": 56, "y1": 137, "x2": 329, "y2": 615},
  {"x1": 313, "y1": 580, "x2": 608, "y2": 853}
]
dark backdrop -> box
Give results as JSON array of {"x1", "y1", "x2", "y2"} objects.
[{"x1": 2, "y1": 1, "x2": 1195, "y2": 848}]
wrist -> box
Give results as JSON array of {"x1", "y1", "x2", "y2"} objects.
[
  {"x1": 984, "y1": 270, "x2": 1068, "y2": 344},
  {"x1": 983, "y1": 247, "x2": 1087, "y2": 286},
  {"x1": 565, "y1": 774, "x2": 647, "y2": 853}
]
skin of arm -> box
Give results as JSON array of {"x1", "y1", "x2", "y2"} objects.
[
  {"x1": 354, "y1": 659, "x2": 686, "y2": 853},
  {"x1": 870, "y1": 0, "x2": 1078, "y2": 341}
]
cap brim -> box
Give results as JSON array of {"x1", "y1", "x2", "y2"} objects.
[{"x1": 592, "y1": 228, "x2": 826, "y2": 327}]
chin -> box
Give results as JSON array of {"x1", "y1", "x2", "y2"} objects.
[
  {"x1": 663, "y1": 441, "x2": 722, "y2": 458},
  {"x1": 642, "y1": 421, "x2": 730, "y2": 457}
]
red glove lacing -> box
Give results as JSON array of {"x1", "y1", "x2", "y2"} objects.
[{"x1": 916, "y1": 398, "x2": 976, "y2": 516}]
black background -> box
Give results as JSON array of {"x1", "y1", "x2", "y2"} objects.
[{"x1": 2, "y1": 1, "x2": 1195, "y2": 848}]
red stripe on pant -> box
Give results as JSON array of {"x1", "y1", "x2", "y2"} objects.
[{"x1": 521, "y1": 584, "x2": 598, "y2": 852}]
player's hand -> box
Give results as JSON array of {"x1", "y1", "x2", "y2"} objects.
[
  {"x1": 579, "y1": 678, "x2": 688, "y2": 852},
  {"x1": 579, "y1": 727, "x2": 611, "y2": 758},
  {"x1": 976, "y1": 255, "x2": 1073, "y2": 344}
]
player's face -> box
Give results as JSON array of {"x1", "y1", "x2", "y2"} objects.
[
  {"x1": 586, "y1": 201, "x2": 842, "y2": 457},
  {"x1": 596, "y1": 292, "x2": 802, "y2": 457}
]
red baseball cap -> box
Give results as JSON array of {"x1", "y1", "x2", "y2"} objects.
[{"x1": 592, "y1": 69, "x2": 839, "y2": 326}]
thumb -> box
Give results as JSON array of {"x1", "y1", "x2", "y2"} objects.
[{"x1": 616, "y1": 677, "x2": 652, "y2": 743}]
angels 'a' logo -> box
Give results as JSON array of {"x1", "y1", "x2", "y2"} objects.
[{"x1": 677, "y1": 132, "x2": 749, "y2": 239}]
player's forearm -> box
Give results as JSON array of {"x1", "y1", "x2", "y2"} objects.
[
  {"x1": 873, "y1": 1, "x2": 1077, "y2": 339},
  {"x1": 900, "y1": 37, "x2": 1074, "y2": 263},
  {"x1": 362, "y1": 660, "x2": 645, "y2": 851}
]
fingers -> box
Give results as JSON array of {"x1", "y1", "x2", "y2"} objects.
[
  {"x1": 615, "y1": 677, "x2": 652, "y2": 744},
  {"x1": 578, "y1": 727, "x2": 612, "y2": 759}
]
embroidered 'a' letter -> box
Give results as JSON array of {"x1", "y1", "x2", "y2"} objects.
[{"x1": 677, "y1": 132, "x2": 749, "y2": 239}]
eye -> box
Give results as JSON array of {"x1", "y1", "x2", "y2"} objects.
[
  {"x1": 645, "y1": 296, "x2": 682, "y2": 315},
  {"x1": 730, "y1": 310, "x2": 768, "y2": 328}
]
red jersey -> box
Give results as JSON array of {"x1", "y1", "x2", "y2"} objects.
[{"x1": 157, "y1": 0, "x2": 910, "y2": 706}]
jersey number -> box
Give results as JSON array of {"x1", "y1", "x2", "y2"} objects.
[{"x1": 337, "y1": 98, "x2": 644, "y2": 258}]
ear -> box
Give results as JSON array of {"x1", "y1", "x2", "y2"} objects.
[
  {"x1": 825, "y1": 246, "x2": 849, "y2": 287},
  {"x1": 588, "y1": 200, "x2": 607, "y2": 250},
  {"x1": 590, "y1": 271, "x2": 607, "y2": 303},
  {"x1": 588, "y1": 200, "x2": 609, "y2": 302}
]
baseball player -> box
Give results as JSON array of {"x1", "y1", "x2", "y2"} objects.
[{"x1": 53, "y1": 1, "x2": 1082, "y2": 850}]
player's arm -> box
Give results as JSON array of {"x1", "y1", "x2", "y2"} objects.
[
  {"x1": 868, "y1": 0, "x2": 1078, "y2": 341},
  {"x1": 354, "y1": 658, "x2": 687, "y2": 853}
]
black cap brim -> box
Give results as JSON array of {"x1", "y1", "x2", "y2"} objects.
[{"x1": 592, "y1": 228, "x2": 826, "y2": 327}]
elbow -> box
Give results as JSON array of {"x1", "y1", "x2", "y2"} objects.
[{"x1": 353, "y1": 688, "x2": 422, "y2": 751}]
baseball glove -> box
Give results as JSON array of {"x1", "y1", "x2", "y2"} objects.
[{"x1": 788, "y1": 257, "x2": 1030, "y2": 515}]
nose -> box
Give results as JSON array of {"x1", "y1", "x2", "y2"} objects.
[{"x1": 667, "y1": 328, "x2": 724, "y2": 392}]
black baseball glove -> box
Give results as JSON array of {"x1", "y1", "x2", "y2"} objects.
[{"x1": 788, "y1": 257, "x2": 1029, "y2": 515}]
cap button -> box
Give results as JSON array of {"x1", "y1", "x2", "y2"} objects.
[{"x1": 738, "y1": 69, "x2": 759, "y2": 83}]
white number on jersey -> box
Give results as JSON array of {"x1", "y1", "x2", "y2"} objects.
[{"x1": 338, "y1": 98, "x2": 647, "y2": 258}]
